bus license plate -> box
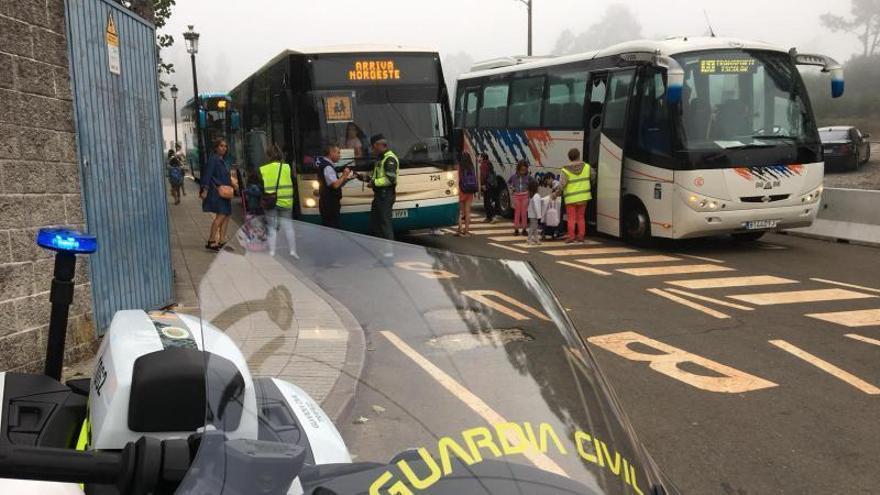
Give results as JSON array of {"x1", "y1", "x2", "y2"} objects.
[
  {"x1": 392, "y1": 209, "x2": 409, "y2": 219},
  {"x1": 745, "y1": 219, "x2": 778, "y2": 230}
]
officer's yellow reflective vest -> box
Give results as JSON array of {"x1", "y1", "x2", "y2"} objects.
[
  {"x1": 562, "y1": 163, "x2": 592, "y2": 204},
  {"x1": 260, "y1": 161, "x2": 294, "y2": 209},
  {"x1": 372, "y1": 150, "x2": 399, "y2": 188}
]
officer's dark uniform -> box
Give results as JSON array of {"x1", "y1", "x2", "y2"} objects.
[
  {"x1": 368, "y1": 135, "x2": 399, "y2": 240},
  {"x1": 316, "y1": 156, "x2": 342, "y2": 228}
]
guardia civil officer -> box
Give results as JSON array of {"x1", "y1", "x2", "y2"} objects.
[
  {"x1": 315, "y1": 143, "x2": 352, "y2": 228},
  {"x1": 362, "y1": 134, "x2": 399, "y2": 240}
]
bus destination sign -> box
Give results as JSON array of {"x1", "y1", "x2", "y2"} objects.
[
  {"x1": 700, "y1": 58, "x2": 756, "y2": 74},
  {"x1": 348, "y1": 60, "x2": 401, "y2": 81}
]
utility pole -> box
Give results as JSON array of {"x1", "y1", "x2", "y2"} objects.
[{"x1": 515, "y1": 0, "x2": 533, "y2": 56}]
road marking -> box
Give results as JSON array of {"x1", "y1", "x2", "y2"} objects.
[
  {"x1": 556, "y1": 261, "x2": 612, "y2": 277},
  {"x1": 618, "y1": 264, "x2": 735, "y2": 277},
  {"x1": 665, "y1": 288, "x2": 754, "y2": 310},
  {"x1": 464, "y1": 228, "x2": 521, "y2": 235},
  {"x1": 588, "y1": 331, "x2": 777, "y2": 393},
  {"x1": 647, "y1": 288, "x2": 730, "y2": 319},
  {"x1": 488, "y1": 236, "x2": 531, "y2": 242},
  {"x1": 380, "y1": 331, "x2": 568, "y2": 477},
  {"x1": 810, "y1": 278, "x2": 880, "y2": 295},
  {"x1": 513, "y1": 240, "x2": 573, "y2": 249},
  {"x1": 728, "y1": 288, "x2": 876, "y2": 306},
  {"x1": 487, "y1": 242, "x2": 528, "y2": 254},
  {"x1": 845, "y1": 334, "x2": 880, "y2": 347},
  {"x1": 579, "y1": 255, "x2": 680, "y2": 266},
  {"x1": 469, "y1": 221, "x2": 515, "y2": 228},
  {"x1": 543, "y1": 247, "x2": 635, "y2": 257},
  {"x1": 666, "y1": 275, "x2": 798, "y2": 290},
  {"x1": 805, "y1": 309, "x2": 880, "y2": 327},
  {"x1": 461, "y1": 290, "x2": 551, "y2": 320},
  {"x1": 769, "y1": 339, "x2": 880, "y2": 395},
  {"x1": 395, "y1": 261, "x2": 459, "y2": 279},
  {"x1": 680, "y1": 254, "x2": 725, "y2": 264},
  {"x1": 755, "y1": 242, "x2": 787, "y2": 250}
]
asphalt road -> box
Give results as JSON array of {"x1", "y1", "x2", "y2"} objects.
[{"x1": 378, "y1": 219, "x2": 880, "y2": 494}]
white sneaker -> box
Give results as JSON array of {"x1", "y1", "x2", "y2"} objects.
[{"x1": 289, "y1": 251, "x2": 299, "y2": 259}]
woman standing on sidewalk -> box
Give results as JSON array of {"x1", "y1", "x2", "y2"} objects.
[
  {"x1": 508, "y1": 160, "x2": 531, "y2": 235},
  {"x1": 200, "y1": 138, "x2": 233, "y2": 252}
]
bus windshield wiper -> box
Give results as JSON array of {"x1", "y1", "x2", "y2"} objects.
[{"x1": 751, "y1": 135, "x2": 799, "y2": 140}]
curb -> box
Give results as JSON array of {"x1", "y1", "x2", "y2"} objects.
[{"x1": 279, "y1": 259, "x2": 366, "y2": 427}]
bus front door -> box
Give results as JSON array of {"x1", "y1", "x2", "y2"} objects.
[{"x1": 588, "y1": 69, "x2": 635, "y2": 237}]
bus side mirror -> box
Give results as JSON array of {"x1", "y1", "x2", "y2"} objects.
[
  {"x1": 792, "y1": 51, "x2": 844, "y2": 98},
  {"x1": 231, "y1": 111, "x2": 241, "y2": 131},
  {"x1": 198, "y1": 109, "x2": 207, "y2": 128}
]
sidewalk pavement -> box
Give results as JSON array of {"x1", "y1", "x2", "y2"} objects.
[{"x1": 68, "y1": 179, "x2": 365, "y2": 422}]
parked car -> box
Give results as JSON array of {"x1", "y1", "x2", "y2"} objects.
[{"x1": 819, "y1": 126, "x2": 871, "y2": 171}]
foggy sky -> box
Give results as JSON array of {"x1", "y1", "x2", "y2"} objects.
[{"x1": 158, "y1": 0, "x2": 859, "y2": 120}]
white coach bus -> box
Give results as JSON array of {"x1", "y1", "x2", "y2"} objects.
[{"x1": 454, "y1": 37, "x2": 844, "y2": 243}]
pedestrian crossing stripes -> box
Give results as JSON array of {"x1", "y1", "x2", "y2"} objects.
[
  {"x1": 513, "y1": 240, "x2": 573, "y2": 249},
  {"x1": 664, "y1": 288, "x2": 754, "y2": 311},
  {"x1": 556, "y1": 261, "x2": 612, "y2": 276},
  {"x1": 648, "y1": 288, "x2": 730, "y2": 319},
  {"x1": 462, "y1": 228, "x2": 523, "y2": 236},
  {"x1": 679, "y1": 254, "x2": 726, "y2": 264},
  {"x1": 468, "y1": 221, "x2": 515, "y2": 228},
  {"x1": 489, "y1": 235, "x2": 535, "y2": 242},
  {"x1": 810, "y1": 278, "x2": 880, "y2": 295},
  {"x1": 580, "y1": 255, "x2": 680, "y2": 266},
  {"x1": 618, "y1": 264, "x2": 735, "y2": 277},
  {"x1": 487, "y1": 242, "x2": 527, "y2": 254},
  {"x1": 543, "y1": 247, "x2": 634, "y2": 256},
  {"x1": 666, "y1": 275, "x2": 799, "y2": 290},
  {"x1": 805, "y1": 309, "x2": 880, "y2": 327},
  {"x1": 729, "y1": 288, "x2": 877, "y2": 306},
  {"x1": 845, "y1": 334, "x2": 880, "y2": 347}
]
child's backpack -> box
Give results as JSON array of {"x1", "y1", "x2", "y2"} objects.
[
  {"x1": 460, "y1": 166, "x2": 478, "y2": 193},
  {"x1": 169, "y1": 166, "x2": 184, "y2": 186}
]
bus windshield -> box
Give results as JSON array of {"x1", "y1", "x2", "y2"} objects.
[
  {"x1": 301, "y1": 90, "x2": 452, "y2": 171},
  {"x1": 674, "y1": 50, "x2": 818, "y2": 152}
]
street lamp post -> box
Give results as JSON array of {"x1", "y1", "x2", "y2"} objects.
[
  {"x1": 183, "y1": 25, "x2": 203, "y2": 181},
  {"x1": 516, "y1": 0, "x2": 533, "y2": 56},
  {"x1": 170, "y1": 84, "x2": 179, "y2": 149}
]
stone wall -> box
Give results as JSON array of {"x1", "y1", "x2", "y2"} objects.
[{"x1": 0, "y1": 0, "x2": 97, "y2": 372}]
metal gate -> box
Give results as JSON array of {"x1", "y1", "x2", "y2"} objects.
[{"x1": 65, "y1": 0, "x2": 173, "y2": 333}]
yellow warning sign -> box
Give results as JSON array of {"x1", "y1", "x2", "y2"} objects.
[
  {"x1": 106, "y1": 13, "x2": 121, "y2": 75},
  {"x1": 325, "y1": 95, "x2": 353, "y2": 123}
]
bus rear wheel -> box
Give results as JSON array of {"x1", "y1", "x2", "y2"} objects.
[
  {"x1": 622, "y1": 201, "x2": 652, "y2": 245},
  {"x1": 732, "y1": 231, "x2": 766, "y2": 242},
  {"x1": 497, "y1": 184, "x2": 513, "y2": 218}
]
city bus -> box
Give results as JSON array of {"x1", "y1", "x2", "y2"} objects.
[
  {"x1": 455, "y1": 37, "x2": 844, "y2": 243},
  {"x1": 229, "y1": 46, "x2": 458, "y2": 232},
  {"x1": 180, "y1": 92, "x2": 239, "y2": 180}
]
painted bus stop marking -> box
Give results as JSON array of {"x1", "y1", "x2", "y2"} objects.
[{"x1": 769, "y1": 339, "x2": 880, "y2": 395}]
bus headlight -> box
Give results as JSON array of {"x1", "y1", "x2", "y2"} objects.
[
  {"x1": 801, "y1": 185, "x2": 823, "y2": 203},
  {"x1": 446, "y1": 172, "x2": 455, "y2": 180},
  {"x1": 451, "y1": 187, "x2": 458, "y2": 195},
  {"x1": 686, "y1": 193, "x2": 723, "y2": 212},
  {"x1": 311, "y1": 180, "x2": 320, "y2": 190},
  {"x1": 305, "y1": 198, "x2": 316, "y2": 208}
]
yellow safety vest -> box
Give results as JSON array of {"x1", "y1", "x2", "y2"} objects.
[
  {"x1": 562, "y1": 163, "x2": 592, "y2": 204},
  {"x1": 372, "y1": 150, "x2": 399, "y2": 188},
  {"x1": 260, "y1": 161, "x2": 294, "y2": 209}
]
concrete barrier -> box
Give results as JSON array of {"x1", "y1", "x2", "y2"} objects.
[{"x1": 785, "y1": 187, "x2": 880, "y2": 245}]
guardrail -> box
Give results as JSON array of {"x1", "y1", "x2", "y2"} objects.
[{"x1": 784, "y1": 187, "x2": 880, "y2": 246}]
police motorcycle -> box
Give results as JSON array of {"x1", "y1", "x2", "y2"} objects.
[{"x1": 0, "y1": 223, "x2": 677, "y2": 494}]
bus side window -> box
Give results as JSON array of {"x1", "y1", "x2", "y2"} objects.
[{"x1": 464, "y1": 89, "x2": 479, "y2": 128}]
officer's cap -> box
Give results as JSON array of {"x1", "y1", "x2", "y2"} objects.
[{"x1": 370, "y1": 134, "x2": 387, "y2": 146}]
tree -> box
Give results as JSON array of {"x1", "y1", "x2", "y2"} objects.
[
  {"x1": 552, "y1": 4, "x2": 642, "y2": 55},
  {"x1": 820, "y1": 0, "x2": 880, "y2": 57}
]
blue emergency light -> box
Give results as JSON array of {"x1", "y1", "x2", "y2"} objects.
[{"x1": 36, "y1": 228, "x2": 98, "y2": 254}]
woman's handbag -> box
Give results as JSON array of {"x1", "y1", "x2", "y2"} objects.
[
  {"x1": 216, "y1": 184, "x2": 234, "y2": 199},
  {"x1": 260, "y1": 162, "x2": 283, "y2": 210}
]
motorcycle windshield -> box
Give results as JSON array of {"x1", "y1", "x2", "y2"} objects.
[{"x1": 181, "y1": 219, "x2": 669, "y2": 495}]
